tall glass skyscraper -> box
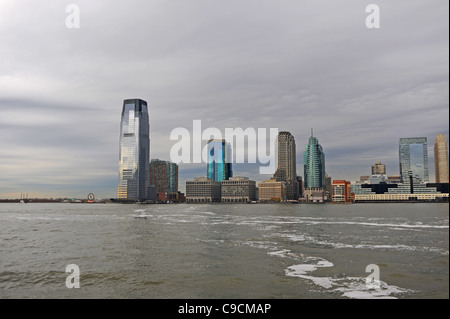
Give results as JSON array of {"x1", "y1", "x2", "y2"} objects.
[
  {"x1": 304, "y1": 131, "x2": 325, "y2": 188},
  {"x1": 207, "y1": 139, "x2": 232, "y2": 182},
  {"x1": 118, "y1": 99, "x2": 150, "y2": 201},
  {"x1": 399, "y1": 137, "x2": 429, "y2": 183}
]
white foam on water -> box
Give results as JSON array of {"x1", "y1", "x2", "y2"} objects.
[
  {"x1": 133, "y1": 209, "x2": 147, "y2": 213},
  {"x1": 278, "y1": 234, "x2": 306, "y2": 242},
  {"x1": 285, "y1": 259, "x2": 335, "y2": 289},
  {"x1": 243, "y1": 240, "x2": 276, "y2": 250},
  {"x1": 198, "y1": 211, "x2": 216, "y2": 215},
  {"x1": 249, "y1": 218, "x2": 448, "y2": 229},
  {"x1": 268, "y1": 249, "x2": 299, "y2": 259},
  {"x1": 341, "y1": 291, "x2": 396, "y2": 299},
  {"x1": 285, "y1": 260, "x2": 412, "y2": 299},
  {"x1": 336, "y1": 277, "x2": 410, "y2": 299}
]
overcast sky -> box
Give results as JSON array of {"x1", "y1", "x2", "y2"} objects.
[{"x1": 0, "y1": 0, "x2": 448, "y2": 199}]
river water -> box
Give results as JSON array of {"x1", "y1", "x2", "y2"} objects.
[{"x1": 0, "y1": 203, "x2": 448, "y2": 299}]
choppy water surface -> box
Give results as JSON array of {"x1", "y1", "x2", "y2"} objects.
[{"x1": 0, "y1": 203, "x2": 448, "y2": 298}]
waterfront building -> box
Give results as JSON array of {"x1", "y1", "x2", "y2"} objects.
[
  {"x1": 221, "y1": 177, "x2": 256, "y2": 203},
  {"x1": 325, "y1": 174, "x2": 332, "y2": 200},
  {"x1": 434, "y1": 134, "x2": 449, "y2": 183},
  {"x1": 296, "y1": 176, "x2": 303, "y2": 199},
  {"x1": 207, "y1": 139, "x2": 233, "y2": 182},
  {"x1": 149, "y1": 159, "x2": 178, "y2": 200},
  {"x1": 304, "y1": 130, "x2": 326, "y2": 188},
  {"x1": 258, "y1": 179, "x2": 286, "y2": 202},
  {"x1": 275, "y1": 131, "x2": 297, "y2": 180},
  {"x1": 332, "y1": 180, "x2": 353, "y2": 203},
  {"x1": 388, "y1": 175, "x2": 401, "y2": 184},
  {"x1": 399, "y1": 137, "x2": 429, "y2": 183},
  {"x1": 303, "y1": 187, "x2": 327, "y2": 203},
  {"x1": 351, "y1": 175, "x2": 449, "y2": 202},
  {"x1": 186, "y1": 177, "x2": 221, "y2": 203},
  {"x1": 118, "y1": 98, "x2": 150, "y2": 201},
  {"x1": 274, "y1": 131, "x2": 298, "y2": 200}
]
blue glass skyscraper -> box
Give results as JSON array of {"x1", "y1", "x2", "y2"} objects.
[
  {"x1": 207, "y1": 139, "x2": 232, "y2": 182},
  {"x1": 118, "y1": 99, "x2": 150, "y2": 201},
  {"x1": 304, "y1": 131, "x2": 325, "y2": 188},
  {"x1": 399, "y1": 137, "x2": 429, "y2": 183}
]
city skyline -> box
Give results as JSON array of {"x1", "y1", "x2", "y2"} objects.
[{"x1": 0, "y1": 1, "x2": 448, "y2": 199}]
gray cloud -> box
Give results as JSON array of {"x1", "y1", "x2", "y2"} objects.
[{"x1": 0, "y1": 0, "x2": 448, "y2": 198}]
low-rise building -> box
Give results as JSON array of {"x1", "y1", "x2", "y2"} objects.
[
  {"x1": 258, "y1": 179, "x2": 286, "y2": 202},
  {"x1": 186, "y1": 177, "x2": 221, "y2": 203},
  {"x1": 303, "y1": 187, "x2": 327, "y2": 203},
  {"x1": 221, "y1": 177, "x2": 256, "y2": 203},
  {"x1": 332, "y1": 180, "x2": 353, "y2": 203}
]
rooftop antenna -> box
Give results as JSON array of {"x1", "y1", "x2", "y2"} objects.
[{"x1": 311, "y1": 128, "x2": 313, "y2": 137}]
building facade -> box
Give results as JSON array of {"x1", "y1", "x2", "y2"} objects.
[
  {"x1": 434, "y1": 134, "x2": 449, "y2": 183},
  {"x1": 372, "y1": 162, "x2": 386, "y2": 175},
  {"x1": 303, "y1": 187, "x2": 327, "y2": 203},
  {"x1": 274, "y1": 131, "x2": 299, "y2": 200},
  {"x1": 351, "y1": 177, "x2": 448, "y2": 202},
  {"x1": 258, "y1": 179, "x2": 286, "y2": 202},
  {"x1": 275, "y1": 131, "x2": 297, "y2": 181},
  {"x1": 118, "y1": 98, "x2": 150, "y2": 201},
  {"x1": 332, "y1": 180, "x2": 352, "y2": 203},
  {"x1": 221, "y1": 177, "x2": 256, "y2": 203},
  {"x1": 207, "y1": 139, "x2": 233, "y2": 182},
  {"x1": 186, "y1": 177, "x2": 221, "y2": 203},
  {"x1": 149, "y1": 159, "x2": 178, "y2": 200},
  {"x1": 304, "y1": 130, "x2": 326, "y2": 188},
  {"x1": 399, "y1": 137, "x2": 429, "y2": 183}
]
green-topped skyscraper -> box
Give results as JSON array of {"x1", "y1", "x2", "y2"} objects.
[{"x1": 304, "y1": 129, "x2": 326, "y2": 188}]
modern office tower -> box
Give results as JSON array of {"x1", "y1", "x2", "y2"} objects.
[
  {"x1": 118, "y1": 99, "x2": 150, "y2": 201},
  {"x1": 258, "y1": 179, "x2": 286, "y2": 202},
  {"x1": 274, "y1": 131, "x2": 298, "y2": 200},
  {"x1": 372, "y1": 162, "x2": 386, "y2": 175},
  {"x1": 185, "y1": 177, "x2": 221, "y2": 203},
  {"x1": 275, "y1": 131, "x2": 297, "y2": 180},
  {"x1": 207, "y1": 139, "x2": 232, "y2": 182},
  {"x1": 221, "y1": 177, "x2": 256, "y2": 203},
  {"x1": 399, "y1": 137, "x2": 429, "y2": 183},
  {"x1": 149, "y1": 159, "x2": 179, "y2": 199},
  {"x1": 434, "y1": 134, "x2": 449, "y2": 183},
  {"x1": 304, "y1": 130, "x2": 326, "y2": 188},
  {"x1": 332, "y1": 180, "x2": 352, "y2": 203}
]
